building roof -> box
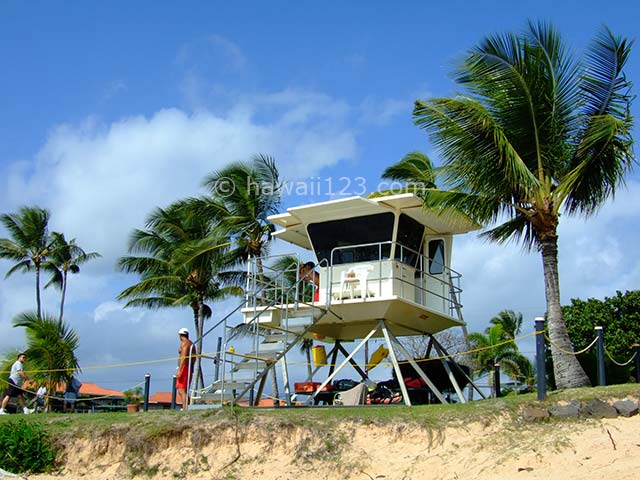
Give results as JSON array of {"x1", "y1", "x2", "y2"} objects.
[
  {"x1": 78, "y1": 382, "x2": 123, "y2": 398},
  {"x1": 269, "y1": 193, "x2": 480, "y2": 250},
  {"x1": 148, "y1": 392, "x2": 173, "y2": 404}
]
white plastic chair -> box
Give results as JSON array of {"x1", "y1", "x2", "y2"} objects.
[{"x1": 339, "y1": 264, "x2": 374, "y2": 299}]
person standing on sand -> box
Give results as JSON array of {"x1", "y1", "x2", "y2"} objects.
[
  {"x1": 176, "y1": 328, "x2": 197, "y2": 411},
  {"x1": 0, "y1": 353, "x2": 33, "y2": 415}
]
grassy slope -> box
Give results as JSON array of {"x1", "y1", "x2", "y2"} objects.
[{"x1": 2, "y1": 383, "x2": 638, "y2": 438}]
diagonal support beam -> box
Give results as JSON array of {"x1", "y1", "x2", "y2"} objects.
[
  {"x1": 431, "y1": 335, "x2": 486, "y2": 400},
  {"x1": 430, "y1": 339, "x2": 465, "y2": 403},
  {"x1": 383, "y1": 325, "x2": 449, "y2": 404},
  {"x1": 336, "y1": 343, "x2": 368, "y2": 380},
  {"x1": 380, "y1": 321, "x2": 412, "y2": 406},
  {"x1": 306, "y1": 325, "x2": 379, "y2": 405}
]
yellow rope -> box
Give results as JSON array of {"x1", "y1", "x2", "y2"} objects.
[
  {"x1": 0, "y1": 377, "x2": 145, "y2": 402},
  {"x1": 0, "y1": 330, "x2": 540, "y2": 377},
  {"x1": 604, "y1": 348, "x2": 637, "y2": 367},
  {"x1": 544, "y1": 335, "x2": 598, "y2": 355},
  {"x1": 0, "y1": 352, "x2": 222, "y2": 375}
]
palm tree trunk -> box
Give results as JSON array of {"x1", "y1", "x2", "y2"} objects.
[
  {"x1": 194, "y1": 297, "x2": 206, "y2": 391},
  {"x1": 540, "y1": 234, "x2": 591, "y2": 388},
  {"x1": 59, "y1": 271, "x2": 68, "y2": 322},
  {"x1": 35, "y1": 263, "x2": 42, "y2": 318}
]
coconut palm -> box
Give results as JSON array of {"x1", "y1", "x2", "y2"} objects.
[
  {"x1": 117, "y1": 202, "x2": 244, "y2": 389},
  {"x1": 13, "y1": 311, "x2": 80, "y2": 410},
  {"x1": 201, "y1": 154, "x2": 284, "y2": 404},
  {"x1": 468, "y1": 324, "x2": 530, "y2": 393},
  {"x1": 202, "y1": 154, "x2": 282, "y2": 264},
  {"x1": 388, "y1": 22, "x2": 633, "y2": 388},
  {"x1": 268, "y1": 255, "x2": 315, "y2": 379},
  {"x1": 0, "y1": 207, "x2": 53, "y2": 317},
  {"x1": 44, "y1": 232, "x2": 101, "y2": 321},
  {"x1": 378, "y1": 151, "x2": 437, "y2": 195},
  {"x1": 489, "y1": 310, "x2": 523, "y2": 340}
]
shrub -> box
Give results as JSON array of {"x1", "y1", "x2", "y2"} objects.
[{"x1": 0, "y1": 418, "x2": 55, "y2": 473}]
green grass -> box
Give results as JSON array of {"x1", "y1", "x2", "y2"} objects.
[
  {"x1": 0, "y1": 383, "x2": 637, "y2": 456},
  {"x1": 0, "y1": 384, "x2": 637, "y2": 478}
]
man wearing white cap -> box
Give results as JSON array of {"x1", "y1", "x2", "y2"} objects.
[{"x1": 176, "y1": 328, "x2": 197, "y2": 410}]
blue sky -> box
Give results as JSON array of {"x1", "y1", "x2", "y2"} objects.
[{"x1": 1, "y1": 1, "x2": 639, "y2": 394}]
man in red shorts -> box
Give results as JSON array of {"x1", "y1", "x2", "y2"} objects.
[{"x1": 176, "y1": 328, "x2": 197, "y2": 411}]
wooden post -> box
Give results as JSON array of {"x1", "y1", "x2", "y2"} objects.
[
  {"x1": 170, "y1": 375, "x2": 177, "y2": 410},
  {"x1": 634, "y1": 344, "x2": 640, "y2": 383},
  {"x1": 493, "y1": 363, "x2": 500, "y2": 398},
  {"x1": 535, "y1": 317, "x2": 546, "y2": 401},
  {"x1": 143, "y1": 374, "x2": 151, "y2": 412},
  {"x1": 596, "y1": 326, "x2": 606, "y2": 386}
]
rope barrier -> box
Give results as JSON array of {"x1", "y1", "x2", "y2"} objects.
[
  {"x1": 1, "y1": 331, "x2": 538, "y2": 377},
  {"x1": 0, "y1": 376, "x2": 145, "y2": 402},
  {"x1": 544, "y1": 334, "x2": 598, "y2": 356},
  {"x1": 604, "y1": 348, "x2": 637, "y2": 367},
  {"x1": 0, "y1": 352, "x2": 223, "y2": 375}
]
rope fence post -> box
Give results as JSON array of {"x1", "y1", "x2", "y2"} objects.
[
  {"x1": 493, "y1": 363, "x2": 501, "y2": 398},
  {"x1": 634, "y1": 344, "x2": 640, "y2": 383},
  {"x1": 595, "y1": 326, "x2": 606, "y2": 387},
  {"x1": 214, "y1": 336, "x2": 222, "y2": 382},
  {"x1": 143, "y1": 374, "x2": 151, "y2": 412},
  {"x1": 171, "y1": 375, "x2": 177, "y2": 410},
  {"x1": 535, "y1": 317, "x2": 546, "y2": 401}
]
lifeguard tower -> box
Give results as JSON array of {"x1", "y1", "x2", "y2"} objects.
[{"x1": 196, "y1": 193, "x2": 483, "y2": 407}]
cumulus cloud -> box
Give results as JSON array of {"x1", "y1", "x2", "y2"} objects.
[
  {"x1": 0, "y1": 89, "x2": 357, "y2": 377},
  {"x1": 0, "y1": 92, "x2": 356, "y2": 268},
  {"x1": 453, "y1": 179, "x2": 640, "y2": 339}
]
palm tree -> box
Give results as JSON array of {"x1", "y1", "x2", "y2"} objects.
[
  {"x1": 201, "y1": 154, "x2": 283, "y2": 404},
  {"x1": 388, "y1": 22, "x2": 634, "y2": 388},
  {"x1": 117, "y1": 202, "x2": 243, "y2": 389},
  {"x1": 489, "y1": 310, "x2": 523, "y2": 340},
  {"x1": 202, "y1": 154, "x2": 282, "y2": 264},
  {"x1": 13, "y1": 311, "x2": 80, "y2": 410},
  {"x1": 378, "y1": 151, "x2": 437, "y2": 195},
  {"x1": 44, "y1": 232, "x2": 101, "y2": 321},
  {"x1": 0, "y1": 207, "x2": 53, "y2": 317},
  {"x1": 268, "y1": 255, "x2": 315, "y2": 380},
  {"x1": 468, "y1": 324, "x2": 530, "y2": 395}
]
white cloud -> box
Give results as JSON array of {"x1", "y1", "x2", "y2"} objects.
[
  {"x1": 359, "y1": 97, "x2": 410, "y2": 127},
  {"x1": 0, "y1": 89, "x2": 357, "y2": 378},
  {"x1": 452, "y1": 179, "x2": 640, "y2": 337},
  {"x1": 176, "y1": 34, "x2": 247, "y2": 72}
]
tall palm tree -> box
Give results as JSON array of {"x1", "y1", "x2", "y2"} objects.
[
  {"x1": 202, "y1": 154, "x2": 282, "y2": 264},
  {"x1": 13, "y1": 311, "x2": 80, "y2": 410},
  {"x1": 269, "y1": 255, "x2": 315, "y2": 379},
  {"x1": 387, "y1": 22, "x2": 634, "y2": 388},
  {"x1": 0, "y1": 207, "x2": 53, "y2": 317},
  {"x1": 489, "y1": 310, "x2": 523, "y2": 340},
  {"x1": 378, "y1": 151, "x2": 437, "y2": 195},
  {"x1": 468, "y1": 324, "x2": 530, "y2": 394},
  {"x1": 44, "y1": 232, "x2": 101, "y2": 321},
  {"x1": 117, "y1": 202, "x2": 243, "y2": 389},
  {"x1": 201, "y1": 154, "x2": 283, "y2": 404}
]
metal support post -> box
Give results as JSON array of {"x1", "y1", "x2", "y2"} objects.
[
  {"x1": 493, "y1": 363, "x2": 500, "y2": 398},
  {"x1": 535, "y1": 317, "x2": 546, "y2": 401},
  {"x1": 634, "y1": 344, "x2": 640, "y2": 383},
  {"x1": 170, "y1": 375, "x2": 177, "y2": 409},
  {"x1": 596, "y1": 326, "x2": 606, "y2": 386},
  {"x1": 214, "y1": 336, "x2": 222, "y2": 382},
  {"x1": 143, "y1": 374, "x2": 151, "y2": 412}
]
